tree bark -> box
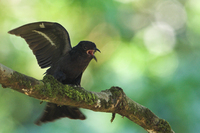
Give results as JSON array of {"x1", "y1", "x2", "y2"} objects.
[{"x1": 0, "y1": 63, "x2": 174, "y2": 133}]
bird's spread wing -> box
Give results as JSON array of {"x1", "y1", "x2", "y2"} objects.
[{"x1": 8, "y1": 22, "x2": 72, "y2": 68}]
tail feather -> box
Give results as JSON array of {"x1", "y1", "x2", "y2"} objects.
[{"x1": 35, "y1": 103, "x2": 86, "y2": 125}]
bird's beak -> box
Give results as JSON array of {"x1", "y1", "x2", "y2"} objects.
[
  {"x1": 93, "y1": 48, "x2": 100, "y2": 62},
  {"x1": 86, "y1": 48, "x2": 100, "y2": 62},
  {"x1": 95, "y1": 48, "x2": 101, "y2": 53}
]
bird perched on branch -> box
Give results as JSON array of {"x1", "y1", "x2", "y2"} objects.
[{"x1": 8, "y1": 22, "x2": 100, "y2": 125}]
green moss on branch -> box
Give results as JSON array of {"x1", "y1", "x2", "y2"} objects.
[{"x1": 39, "y1": 75, "x2": 98, "y2": 105}]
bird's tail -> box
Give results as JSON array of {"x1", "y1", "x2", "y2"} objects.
[{"x1": 35, "y1": 103, "x2": 86, "y2": 125}]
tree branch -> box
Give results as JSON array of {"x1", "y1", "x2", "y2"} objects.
[{"x1": 0, "y1": 63, "x2": 174, "y2": 133}]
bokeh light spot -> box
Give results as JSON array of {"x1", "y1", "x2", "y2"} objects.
[{"x1": 144, "y1": 22, "x2": 176, "y2": 55}]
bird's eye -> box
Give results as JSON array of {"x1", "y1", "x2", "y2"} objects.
[{"x1": 83, "y1": 46, "x2": 87, "y2": 50}]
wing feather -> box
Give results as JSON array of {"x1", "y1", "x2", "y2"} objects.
[{"x1": 8, "y1": 22, "x2": 72, "y2": 68}]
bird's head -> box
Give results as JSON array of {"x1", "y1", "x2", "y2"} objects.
[{"x1": 78, "y1": 41, "x2": 100, "y2": 61}]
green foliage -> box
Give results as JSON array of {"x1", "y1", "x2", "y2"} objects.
[{"x1": 0, "y1": 0, "x2": 199, "y2": 133}]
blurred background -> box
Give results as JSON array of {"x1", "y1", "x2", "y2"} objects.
[{"x1": 0, "y1": 0, "x2": 199, "y2": 132}]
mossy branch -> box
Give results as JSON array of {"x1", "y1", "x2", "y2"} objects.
[{"x1": 0, "y1": 63, "x2": 174, "y2": 133}]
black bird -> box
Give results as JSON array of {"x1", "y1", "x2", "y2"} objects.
[{"x1": 8, "y1": 22, "x2": 100, "y2": 125}]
